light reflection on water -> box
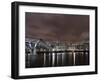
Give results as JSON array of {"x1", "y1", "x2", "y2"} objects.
[{"x1": 26, "y1": 50, "x2": 89, "y2": 68}]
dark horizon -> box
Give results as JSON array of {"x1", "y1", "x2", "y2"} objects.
[{"x1": 25, "y1": 12, "x2": 89, "y2": 43}]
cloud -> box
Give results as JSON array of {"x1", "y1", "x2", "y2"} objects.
[{"x1": 25, "y1": 12, "x2": 89, "y2": 42}]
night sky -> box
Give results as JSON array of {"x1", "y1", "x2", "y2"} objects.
[{"x1": 25, "y1": 12, "x2": 89, "y2": 43}]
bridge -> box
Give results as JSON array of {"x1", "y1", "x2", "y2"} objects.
[{"x1": 25, "y1": 38, "x2": 89, "y2": 68}]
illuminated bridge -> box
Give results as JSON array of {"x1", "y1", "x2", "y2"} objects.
[{"x1": 25, "y1": 38, "x2": 89, "y2": 68}]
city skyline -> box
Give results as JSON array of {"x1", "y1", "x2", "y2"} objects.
[{"x1": 25, "y1": 37, "x2": 89, "y2": 68}]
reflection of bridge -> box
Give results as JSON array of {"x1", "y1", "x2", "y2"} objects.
[
  {"x1": 37, "y1": 50, "x2": 89, "y2": 66},
  {"x1": 25, "y1": 38, "x2": 89, "y2": 68}
]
